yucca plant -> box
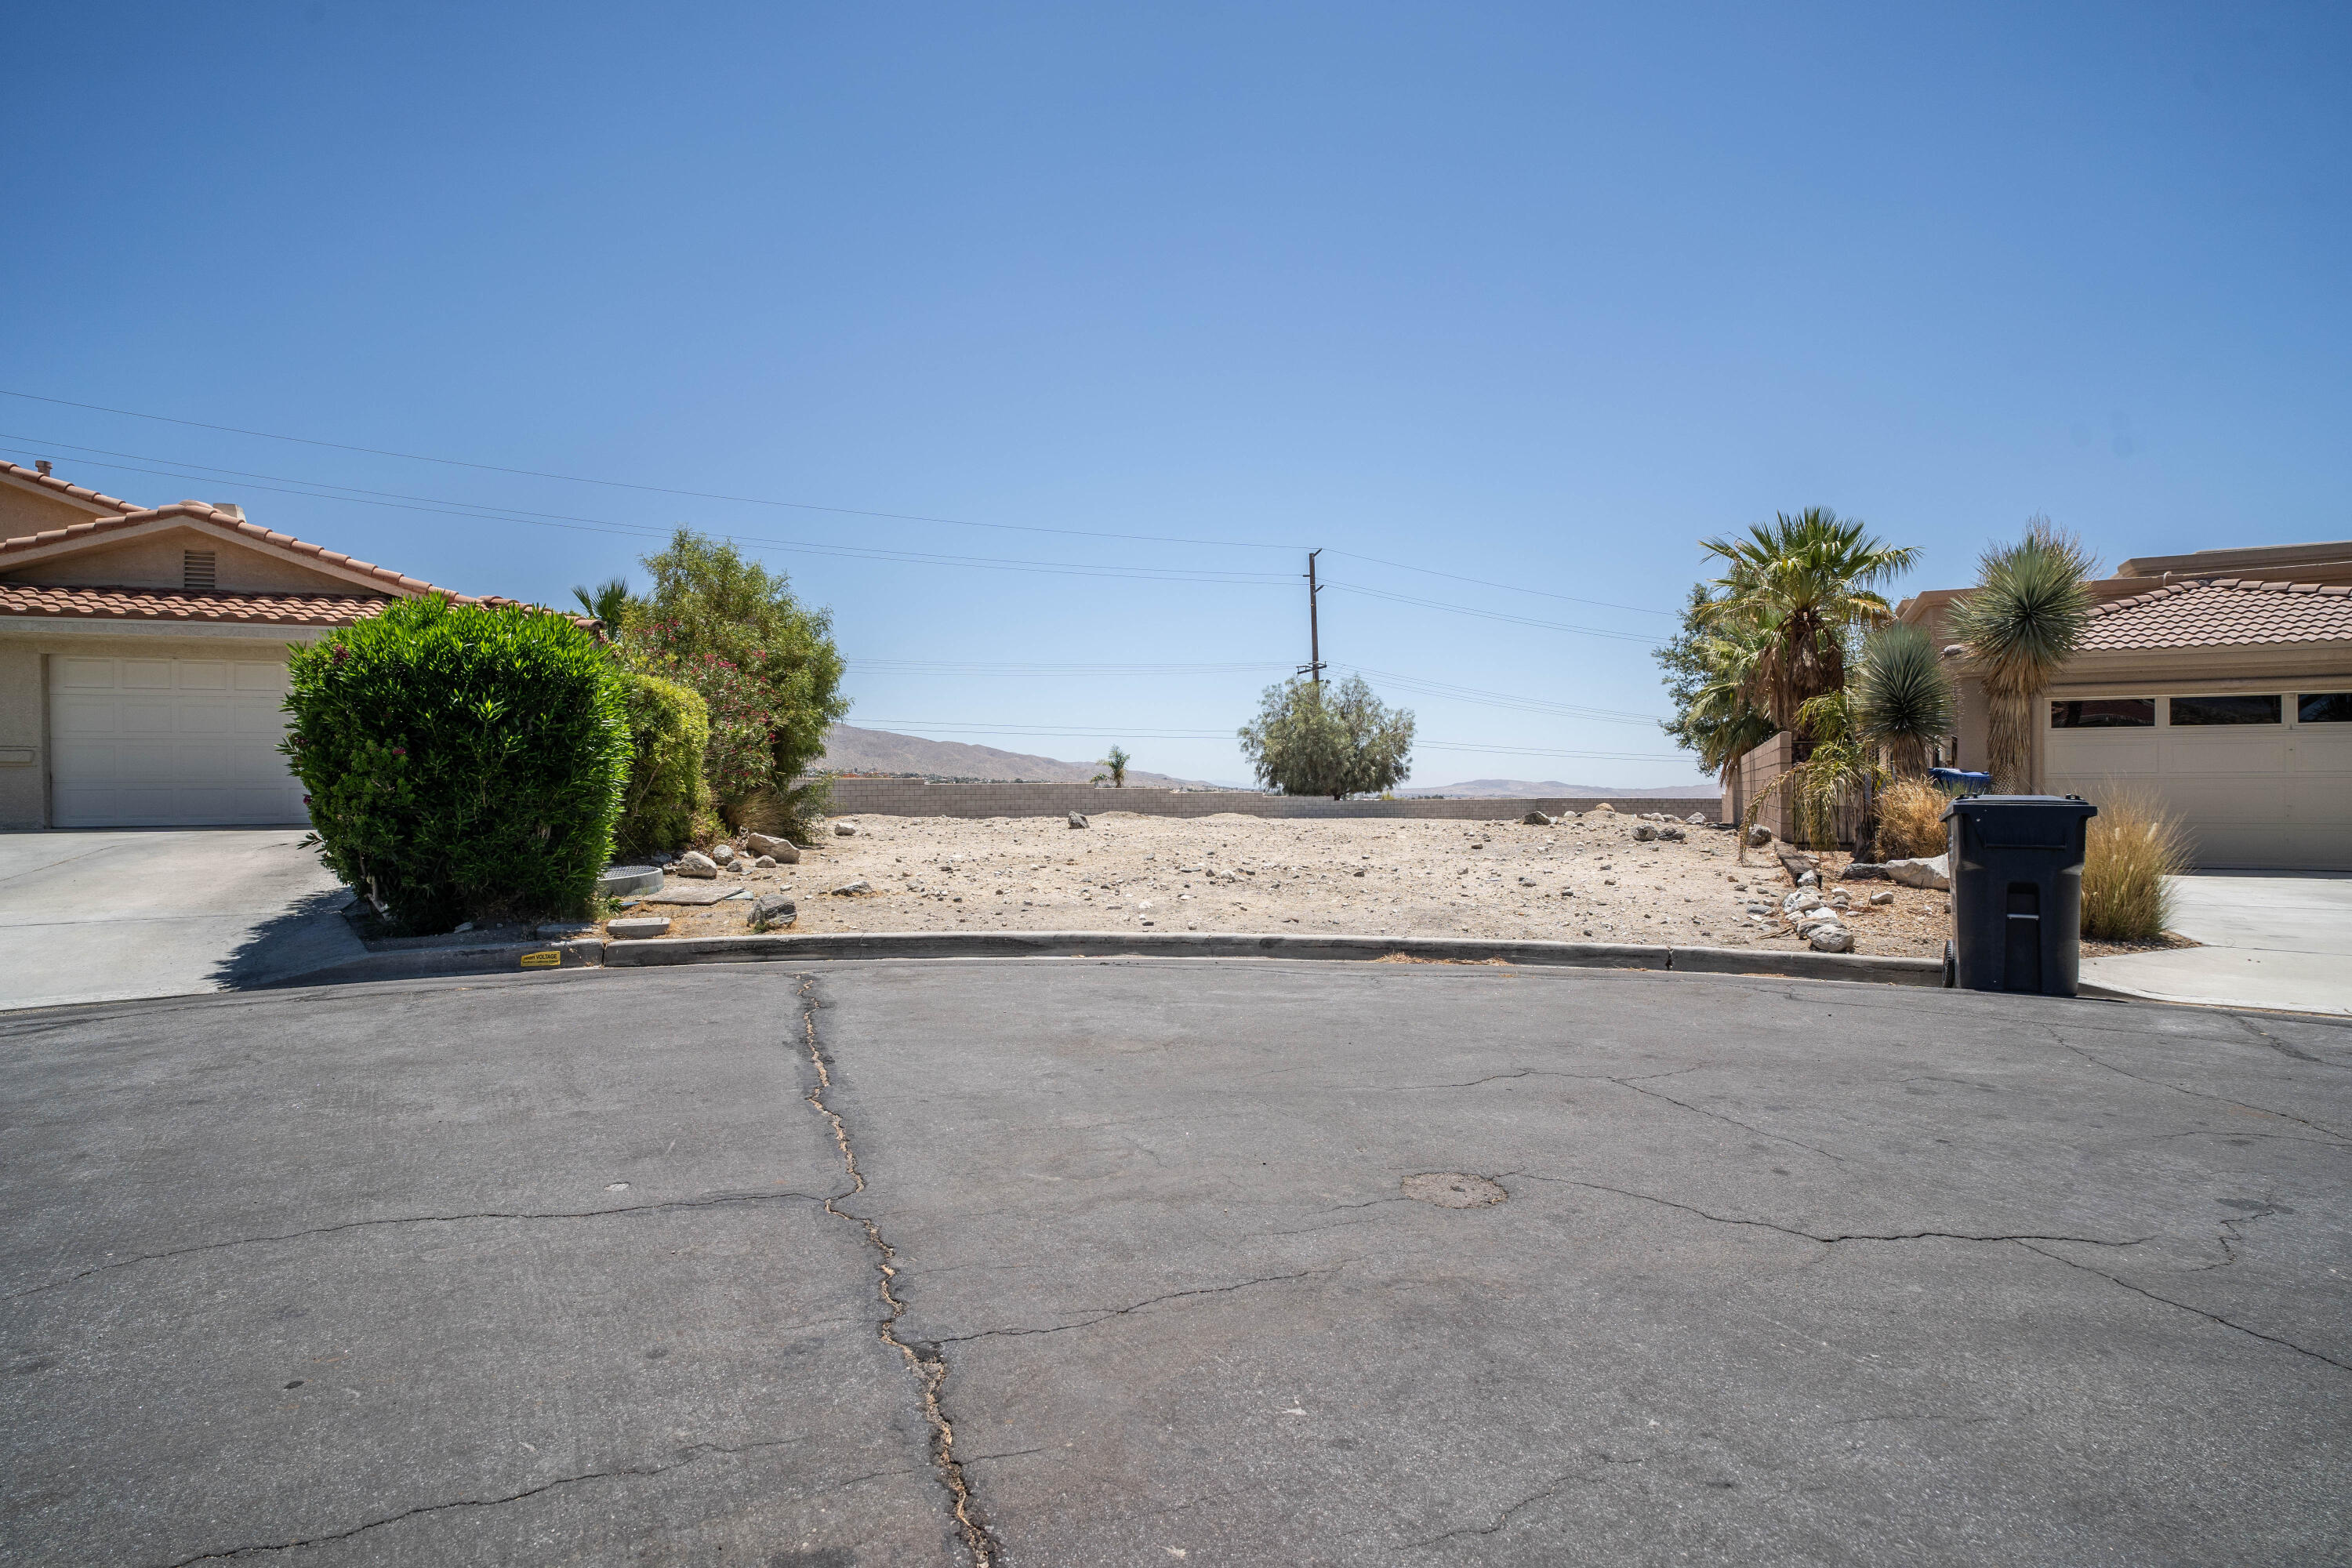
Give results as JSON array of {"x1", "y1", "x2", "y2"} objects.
[
  {"x1": 1853, "y1": 623, "x2": 1956, "y2": 778},
  {"x1": 1946, "y1": 520, "x2": 2096, "y2": 792}
]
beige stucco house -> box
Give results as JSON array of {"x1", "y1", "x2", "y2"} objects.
[
  {"x1": 0, "y1": 461, "x2": 481, "y2": 829},
  {"x1": 1893, "y1": 539, "x2": 2352, "y2": 870}
]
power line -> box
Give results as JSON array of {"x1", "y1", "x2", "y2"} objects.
[
  {"x1": 1340, "y1": 664, "x2": 1664, "y2": 726},
  {"x1": 2, "y1": 387, "x2": 1684, "y2": 619},
  {"x1": 1324, "y1": 583, "x2": 1665, "y2": 644},
  {"x1": 848, "y1": 659, "x2": 1287, "y2": 676},
  {"x1": 0, "y1": 437, "x2": 1295, "y2": 587},
  {"x1": 1326, "y1": 549, "x2": 1674, "y2": 618},
  {"x1": 0, "y1": 387, "x2": 1299, "y2": 552}
]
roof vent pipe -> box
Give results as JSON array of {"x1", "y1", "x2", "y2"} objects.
[
  {"x1": 213, "y1": 503, "x2": 245, "y2": 522},
  {"x1": 34, "y1": 459, "x2": 51, "y2": 476}
]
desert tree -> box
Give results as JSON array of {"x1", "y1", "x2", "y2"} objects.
[{"x1": 1238, "y1": 674, "x2": 1414, "y2": 800}]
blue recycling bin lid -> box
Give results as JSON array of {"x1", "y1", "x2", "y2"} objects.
[{"x1": 1928, "y1": 767, "x2": 1994, "y2": 793}]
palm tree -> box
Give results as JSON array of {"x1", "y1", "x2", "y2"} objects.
[
  {"x1": 571, "y1": 577, "x2": 634, "y2": 629},
  {"x1": 1853, "y1": 622, "x2": 1956, "y2": 778},
  {"x1": 1101, "y1": 745, "x2": 1131, "y2": 787},
  {"x1": 1944, "y1": 519, "x2": 2096, "y2": 792},
  {"x1": 1697, "y1": 509, "x2": 1919, "y2": 760}
]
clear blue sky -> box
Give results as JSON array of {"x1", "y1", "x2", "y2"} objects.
[{"x1": 6, "y1": 3, "x2": 2346, "y2": 788}]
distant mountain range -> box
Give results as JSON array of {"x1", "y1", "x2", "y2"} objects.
[
  {"x1": 815, "y1": 724, "x2": 1220, "y2": 788},
  {"x1": 1398, "y1": 778, "x2": 1721, "y2": 800},
  {"x1": 817, "y1": 726, "x2": 1715, "y2": 799}
]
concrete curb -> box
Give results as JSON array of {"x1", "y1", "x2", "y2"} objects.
[
  {"x1": 259, "y1": 938, "x2": 604, "y2": 987},
  {"x1": 258, "y1": 929, "x2": 1954, "y2": 989},
  {"x1": 589, "y1": 930, "x2": 1948, "y2": 985},
  {"x1": 2077, "y1": 974, "x2": 2350, "y2": 1018}
]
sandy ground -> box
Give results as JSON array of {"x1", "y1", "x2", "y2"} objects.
[{"x1": 614, "y1": 809, "x2": 1968, "y2": 957}]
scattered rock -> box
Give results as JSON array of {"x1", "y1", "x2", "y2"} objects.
[
  {"x1": 1686, "y1": 812, "x2": 1708, "y2": 825},
  {"x1": 1748, "y1": 825, "x2": 1773, "y2": 848},
  {"x1": 710, "y1": 843, "x2": 736, "y2": 865},
  {"x1": 651, "y1": 851, "x2": 677, "y2": 866},
  {"x1": 1591, "y1": 803, "x2": 1617, "y2": 814},
  {"x1": 1797, "y1": 869, "x2": 1819, "y2": 887},
  {"x1": 1839, "y1": 862, "x2": 1888, "y2": 880},
  {"x1": 753, "y1": 855, "x2": 777, "y2": 869},
  {"x1": 1782, "y1": 889, "x2": 1822, "y2": 914},
  {"x1": 1523, "y1": 811, "x2": 1553, "y2": 826},
  {"x1": 1633, "y1": 823, "x2": 1657, "y2": 841},
  {"x1": 1658, "y1": 825, "x2": 1686, "y2": 842},
  {"x1": 1883, "y1": 854, "x2": 1951, "y2": 891},
  {"x1": 1870, "y1": 889, "x2": 1895, "y2": 906},
  {"x1": 828, "y1": 879, "x2": 872, "y2": 896},
  {"x1": 1069, "y1": 811, "x2": 1090, "y2": 829},
  {"x1": 1829, "y1": 890, "x2": 1851, "y2": 909},
  {"x1": 674, "y1": 850, "x2": 719, "y2": 878},
  {"x1": 745, "y1": 831, "x2": 799, "y2": 862},
  {"x1": 749, "y1": 893, "x2": 797, "y2": 931},
  {"x1": 1809, "y1": 924, "x2": 1855, "y2": 953},
  {"x1": 607, "y1": 916, "x2": 673, "y2": 939},
  {"x1": 833, "y1": 820, "x2": 859, "y2": 837}
]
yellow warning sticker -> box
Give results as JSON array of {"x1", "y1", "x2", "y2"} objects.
[{"x1": 519, "y1": 949, "x2": 563, "y2": 968}]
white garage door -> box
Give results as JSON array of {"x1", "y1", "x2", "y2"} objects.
[
  {"x1": 49, "y1": 656, "x2": 309, "y2": 827},
  {"x1": 2045, "y1": 690, "x2": 2352, "y2": 870}
]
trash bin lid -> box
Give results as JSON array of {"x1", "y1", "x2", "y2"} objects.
[{"x1": 1940, "y1": 793, "x2": 2099, "y2": 817}]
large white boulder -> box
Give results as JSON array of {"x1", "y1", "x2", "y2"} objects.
[{"x1": 1884, "y1": 854, "x2": 1951, "y2": 891}]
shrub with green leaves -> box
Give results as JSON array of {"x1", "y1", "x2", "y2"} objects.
[
  {"x1": 614, "y1": 672, "x2": 714, "y2": 862},
  {"x1": 281, "y1": 596, "x2": 631, "y2": 932}
]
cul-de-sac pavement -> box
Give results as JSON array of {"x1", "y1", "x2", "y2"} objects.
[{"x1": 5, "y1": 960, "x2": 2346, "y2": 1566}]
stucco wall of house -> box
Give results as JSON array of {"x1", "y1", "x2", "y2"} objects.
[
  {"x1": 0, "y1": 482, "x2": 118, "y2": 543},
  {"x1": 2, "y1": 527, "x2": 366, "y2": 595},
  {"x1": 0, "y1": 626, "x2": 323, "y2": 829}
]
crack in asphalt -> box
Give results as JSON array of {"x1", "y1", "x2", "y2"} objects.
[
  {"x1": 2015, "y1": 1241, "x2": 2350, "y2": 1374},
  {"x1": 2229, "y1": 1014, "x2": 2332, "y2": 1066},
  {"x1": 1505, "y1": 1173, "x2": 2149, "y2": 1249},
  {"x1": 2040, "y1": 1025, "x2": 2349, "y2": 1143},
  {"x1": 1400, "y1": 1455, "x2": 1646, "y2": 1549},
  {"x1": 145, "y1": 1436, "x2": 833, "y2": 1566},
  {"x1": 4, "y1": 1191, "x2": 830, "y2": 1302},
  {"x1": 797, "y1": 976, "x2": 996, "y2": 1567},
  {"x1": 1610, "y1": 1069, "x2": 1849, "y2": 1163},
  {"x1": 934, "y1": 1269, "x2": 1340, "y2": 1345}
]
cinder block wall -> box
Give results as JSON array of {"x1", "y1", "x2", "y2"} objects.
[{"x1": 826, "y1": 779, "x2": 1720, "y2": 823}]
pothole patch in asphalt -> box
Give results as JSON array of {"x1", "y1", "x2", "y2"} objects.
[{"x1": 1402, "y1": 1172, "x2": 1507, "y2": 1208}]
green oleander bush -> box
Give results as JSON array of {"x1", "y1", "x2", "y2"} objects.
[
  {"x1": 281, "y1": 595, "x2": 631, "y2": 933},
  {"x1": 614, "y1": 672, "x2": 715, "y2": 862}
]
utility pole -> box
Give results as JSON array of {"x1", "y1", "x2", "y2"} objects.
[{"x1": 1298, "y1": 549, "x2": 1326, "y2": 687}]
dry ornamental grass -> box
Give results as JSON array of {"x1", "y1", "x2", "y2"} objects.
[{"x1": 2080, "y1": 789, "x2": 2188, "y2": 942}]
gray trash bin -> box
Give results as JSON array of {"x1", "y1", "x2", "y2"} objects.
[{"x1": 1942, "y1": 794, "x2": 2099, "y2": 996}]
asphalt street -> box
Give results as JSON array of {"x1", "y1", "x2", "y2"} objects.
[{"x1": 2, "y1": 960, "x2": 2347, "y2": 1566}]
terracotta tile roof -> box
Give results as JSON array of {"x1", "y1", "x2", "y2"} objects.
[
  {"x1": 0, "y1": 500, "x2": 451, "y2": 597},
  {"x1": 0, "y1": 582, "x2": 392, "y2": 626},
  {"x1": 2078, "y1": 576, "x2": 2352, "y2": 651},
  {"x1": 0, "y1": 459, "x2": 140, "y2": 514}
]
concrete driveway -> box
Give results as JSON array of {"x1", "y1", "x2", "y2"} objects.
[
  {"x1": 2083, "y1": 873, "x2": 2352, "y2": 1017},
  {"x1": 3, "y1": 960, "x2": 2346, "y2": 1565},
  {"x1": 0, "y1": 829, "x2": 359, "y2": 1011}
]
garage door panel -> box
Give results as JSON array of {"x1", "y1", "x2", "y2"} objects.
[
  {"x1": 2049, "y1": 690, "x2": 2352, "y2": 869},
  {"x1": 47, "y1": 656, "x2": 307, "y2": 828}
]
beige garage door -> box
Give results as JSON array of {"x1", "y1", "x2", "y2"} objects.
[
  {"x1": 49, "y1": 656, "x2": 308, "y2": 827},
  {"x1": 2044, "y1": 690, "x2": 2352, "y2": 870}
]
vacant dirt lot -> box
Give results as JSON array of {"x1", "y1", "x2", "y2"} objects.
[{"x1": 622, "y1": 808, "x2": 1963, "y2": 956}]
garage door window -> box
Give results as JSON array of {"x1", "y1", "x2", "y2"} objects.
[
  {"x1": 2170, "y1": 694, "x2": 2281, "y2": 726},
  {"x1": 2299, "y1": 693, "x2": 2352, "y2": 724},
  {"x1": 2050, "y1": 698, "x2": 2154, "y2": 728}
]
